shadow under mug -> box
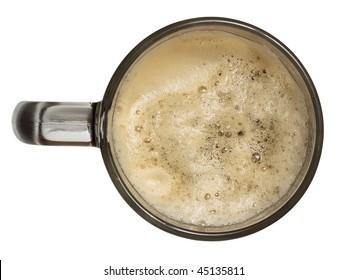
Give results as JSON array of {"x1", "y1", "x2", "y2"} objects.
[{"x1": 12, "y1": 17, "x2": 323, "y2": 240}]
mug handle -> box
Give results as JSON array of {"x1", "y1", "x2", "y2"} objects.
[{"x1": 12, "y1": 101, "x2": 101, "y2": 147}]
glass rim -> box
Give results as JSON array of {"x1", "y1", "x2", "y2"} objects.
[{"x1": 99, "y1": 17, "x2": 324, "y2": 240}]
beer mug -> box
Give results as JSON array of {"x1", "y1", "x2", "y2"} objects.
[{"x1": 12, "y1": 17, "x2": 323, "y2": 240}]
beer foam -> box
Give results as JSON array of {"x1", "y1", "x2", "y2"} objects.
[{"x1": 110, "y1": 30, "x2": 309, "y2": 227}]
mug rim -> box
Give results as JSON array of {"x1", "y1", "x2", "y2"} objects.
[{"x1": 98, "y1": 17, "x2": 324, "y2": 240}]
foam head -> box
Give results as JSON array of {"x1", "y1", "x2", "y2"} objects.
[{"x1": 107, "y1": 22, "x2": 318, "y2": 237}]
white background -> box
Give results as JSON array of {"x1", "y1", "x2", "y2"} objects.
[{"x1": 0, "y1": 0, "x2": 345, "y2": 279}]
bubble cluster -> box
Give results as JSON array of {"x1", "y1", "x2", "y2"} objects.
[{"x1": 250, "y1": 68, "x2": 268, "y2": 81}]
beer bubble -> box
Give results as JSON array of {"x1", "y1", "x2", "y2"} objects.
[
  {"x1": 135, "y1": 110, "x2": 141, "y2": 115},
  {"x1": 135, "y1": 125, "x2": 143, "y2": 132},
  {"x1": 210, "y1": 210, "x2": 216, "y2": 214},
  {"x1": 238, "y1": 130, "x2": 244, "y2": 136},
  {"x1": 144, "y1": 137, "x2": 152, "y2": 143},
  {"x1": 218, "y1": 130, "x2": 224, "y2": 136},
  {"x1": 198, "y1": 86, "x2": 207, "y2": 93},
  {"x1": 201, "y1": 221, "x2": 206, "y2": 226},
  {"x1": 215, "y1": 192, "x2": 219, "y2": 197},
  {"x1": 204, "y1": 193, "x2": 211, "y2": 200},
  {"x1": 221, "y1": 147, "x2": 228, "y2": 153},
  {"x1": 251, "y1": 152, "x2": 261, "y2": 163},
  {"x1": 175, "y1": 206, "x2": 180, "y2": 211},
  {"x1": 225, "y1": 131, "x2": 232, "y2": 138}
]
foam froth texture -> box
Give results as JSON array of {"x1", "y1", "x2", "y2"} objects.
[{"x1": 110, "y1": 30, "x2": 309, "y2": 227}]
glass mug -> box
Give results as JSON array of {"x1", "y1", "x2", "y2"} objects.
[{"x1": 12, "y1": 17, "x2": 323, "y2": 240}]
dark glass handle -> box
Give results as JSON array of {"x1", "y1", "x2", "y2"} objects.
[{"x1": 12, "y1": 101, "x2": 100, "y2": 146}]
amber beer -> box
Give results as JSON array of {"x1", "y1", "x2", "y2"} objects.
[{"x1": 110, "y1": 30, "x2": 309, "y2": 227}]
